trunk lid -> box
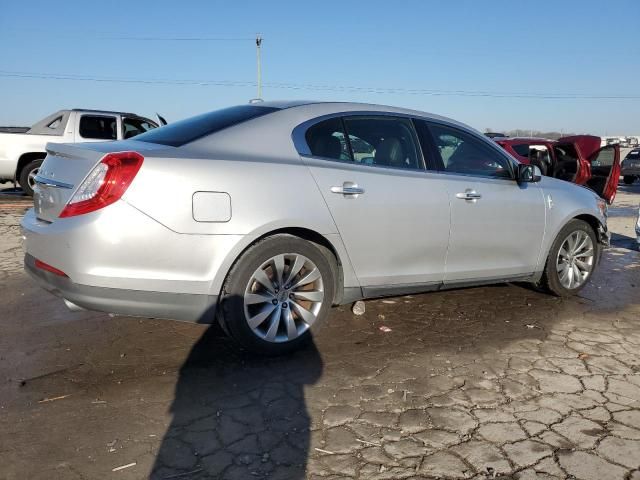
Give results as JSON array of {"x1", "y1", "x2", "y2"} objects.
[
  {"x1": 557, "y1": 135, "x2": 602, "y2": 159},
  {"x1": 34, "y1": 143, "x2": 106, "y2": 221}
]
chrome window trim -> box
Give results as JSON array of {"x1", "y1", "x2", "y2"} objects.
[
  {"x1": 301, "y1": 153, "x2": 435, "y2": 178},
  {"x1": 292, "y1": 110, "x2": 519, "y2": 179},
  {"x1": 293, "y1": 110, "x2": 417, "y2": 156}
]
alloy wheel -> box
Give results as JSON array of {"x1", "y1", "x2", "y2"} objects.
[
  {"x1": 243, "y1": 253, "x2": 325, "y2": 343},
  {"x1": 555, "y1": 230, "x2": 594, "y2": 289},
  {"x1": 27, "y1": 167, "x2": 39, "y2": 190}
]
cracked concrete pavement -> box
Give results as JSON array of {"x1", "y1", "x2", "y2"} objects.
[{"x1": 0, "y1": 184, "x2": 638, "y2": 480}]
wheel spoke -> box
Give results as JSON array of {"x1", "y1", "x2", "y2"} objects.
[
  {"x1": 285, "y1": 255, "x2": 305, "y2": 286},
  {"x1": 566, "y1": 263, "x2": 574, "y2": 288},
  {"x1": 283, "y1": 307, "x2": 297, "y2": 340},
  {"x1": 272, "y1": 254, "x2": 285, "y2": 287},
  {"x1": 558, "y1": 247, "x2": 569, "y2": 259},
  {"x1": 265, "y1": 308, "x2": 282, "y2": 341},
  {"x1": 576, "y1": 248, "x2": 594, "y2": 258},
  {"x1": 292, "y1": 290, "x2": 324, "y2": 302},
  {"x1": 248, "y1": 304, "x2": 277, "y2": 329},
  {"x1": 574, "y1": 233, "x2": 588, "y2": 254},
  {"x1": 245, "y1": 292, "x2": 274, "y2": 305},
  {"x1": 574, "y1": 258, "x2": 590, "y2": 272},
  {"x1": 290, "y1": 300, "x2": 316, "y2": 326},
  {"x1": 572, "y1": 264, "x2": 582, "y2": 284},
  {"x1": 566, "y1": 234, "x2": 576, "y2": 254},
  {"x1": 292, "y1": 267, "x2": 321, "y2": 288},
  {"x1": 253, "y1": 268, "x2": 276, "y2": 294},
  {"x1": 559, "y1": 263, "x2": 570, "y2": 284}
]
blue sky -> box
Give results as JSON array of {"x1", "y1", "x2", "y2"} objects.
[{"x1": 1, "y1": 0, "x2": 638, "y2": 134}]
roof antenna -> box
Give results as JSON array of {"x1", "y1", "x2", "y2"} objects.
[{"x1": 249, "y1": 34, "x2": 264, "y2": 104}]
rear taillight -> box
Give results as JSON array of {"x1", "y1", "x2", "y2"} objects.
[{"x1": 59, "y1": 151, "x2": 144, "y2": 218}]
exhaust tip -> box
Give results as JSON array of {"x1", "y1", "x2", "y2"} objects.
[{"x1": 63, "y1": 298, "x2": 86, "y2": 312}]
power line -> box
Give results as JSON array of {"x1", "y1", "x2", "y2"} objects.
[
  {"x1": 0, "y1": 29, "x2": 257, "y2": 41},
  {"x1": 0, "y1": 70, "x2": 638, "y2": 100}
]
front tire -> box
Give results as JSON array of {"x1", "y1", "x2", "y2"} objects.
[
  {"x1": 623, "y1": 175, "x2": 636, "y2": 185},
  {"x1": 218, "y1": 234, "x2": 336, "y2": 355},
  {"x1": 18, "y1": 159, "x2": 44, "y2": 196},
  {"x1": 542, "y1": 219, "x2": 598, "y2": 296}
]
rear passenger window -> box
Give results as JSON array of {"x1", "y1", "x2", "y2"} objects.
[
  {"x1": 343, "y1": 117, "x2": 422, "y2": 170},
  {"x1": 79, "y1": 115, "x2": 117, "y2": 140},
  {"x1": 305, "y1": 118, "x2": 350, "y2": 161}
]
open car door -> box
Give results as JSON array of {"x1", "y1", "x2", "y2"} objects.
[
  {"x1": 585, "y1": 144, "x2": 620, "y2": 204},
  {"x1": 552, "y1": 135, "x2": 620, "y2": 203}
]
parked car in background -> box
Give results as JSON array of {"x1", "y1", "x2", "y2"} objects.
[
  {"x1": 0, "y1": 109, "x2": 164, "y2": 195},
  {"x1": 622, "y1": 148, "x2": 640, "y2": 184},
  {"x1": 484, "y1": 132, "x2": 508, "y2": 139},
  {"x1": 22, "y1": 101, "x2": 610, "y2": 354},
  {"x1": 495, "y1": 136, "x2": 620, "y2": 204},
  {"x1": 636, "y1": 205, "x2": 640, "y2": 247}
]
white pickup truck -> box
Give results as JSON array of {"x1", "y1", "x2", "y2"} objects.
[{"x1": 0, "y1": 109, "x2": 164, "y2": 195}]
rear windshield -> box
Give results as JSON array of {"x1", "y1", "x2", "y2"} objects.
[{"x1": 134, "y1": 105, "x2": 280, "y2": 147}]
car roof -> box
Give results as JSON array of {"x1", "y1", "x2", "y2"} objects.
[{"x1": 255, "y1": 100, "x2": 472, "y2": 130}]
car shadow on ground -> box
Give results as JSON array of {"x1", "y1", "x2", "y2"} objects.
[
  {"x1": 611, "y1": 232, "x2": 639, "y2": 252},
  {"x1": 150, "y1": 304, "x2": 323, "y2": 480}
]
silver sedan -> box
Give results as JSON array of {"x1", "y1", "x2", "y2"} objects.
[{"x1": 22, "y1": 101, "x2": 610, "y2": 354}]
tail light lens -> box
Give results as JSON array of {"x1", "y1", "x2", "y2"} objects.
[{"x1": 59, "y1": 152, "x2": 144, "y2": 218}]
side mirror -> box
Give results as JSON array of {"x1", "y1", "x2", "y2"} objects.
[{"x1": 518, "y1": 164, "x2": 542, "y2": 183}]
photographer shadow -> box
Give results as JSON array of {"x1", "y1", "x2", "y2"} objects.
[{"x1": 151, "y1": 306, "x2": 323, "y2": 480}]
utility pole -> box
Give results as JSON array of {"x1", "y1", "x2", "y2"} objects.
[{"x1": 256, "y1": 34, "x2": 263, "y2": 100}]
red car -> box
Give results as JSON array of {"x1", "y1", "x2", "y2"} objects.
[{"x1": 495, "y1": 136, "x2": 620, "y2": 204}]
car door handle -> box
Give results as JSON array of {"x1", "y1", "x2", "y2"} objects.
[
  {"x1": 331, "y1": 182, "x2": 365, "y2": 196},
  {"x1": 455, "y1": 190, "x2": 482, "y2": 201}
]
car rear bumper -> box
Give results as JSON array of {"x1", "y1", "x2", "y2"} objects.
[
  {"x1": 25, "y1": 253, "x2": 217, "y2": 322},
  {"x1": 20, "y1": 202, "x2": 243, "y2": 322}
]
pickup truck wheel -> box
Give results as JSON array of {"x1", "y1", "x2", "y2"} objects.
[
  {"x1": 19, "y1": 159, "x2": 44, "y2": 196},
  {"x1": 623, "y1": 175, "x2": 636, "y2": 185},
  {"x1": 218, "y1": 234, "x2": 336, "y2": 356},
  {"x1": 541, "y1": 219, "x2": 597, "y2": 297}
]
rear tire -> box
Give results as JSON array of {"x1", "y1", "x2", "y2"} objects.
[
  {"x1": 218, "y1": 234, "x2": 336, "y2": 355},
  {"x1": 18, "y1": 159, "x2": 44, "y2": 196},
  {"x1": 541, "y1": 219, "x2": 598, "y2": 297},
  {"x1": 623, "y1": 175, "x2": 636, "y2": 185}
]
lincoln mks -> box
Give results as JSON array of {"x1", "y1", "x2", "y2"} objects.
[{"x1": 22, "y1": 101, "x2": 609, "y2": 354}]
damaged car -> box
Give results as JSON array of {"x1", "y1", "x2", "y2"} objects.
[{"x1": 495, "y1": 136, "x2": 620, "y2": 204}]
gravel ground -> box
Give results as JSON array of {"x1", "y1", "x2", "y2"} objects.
[{"x1": 0, "y1": 184, "x2": 638, "y2": 480}]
